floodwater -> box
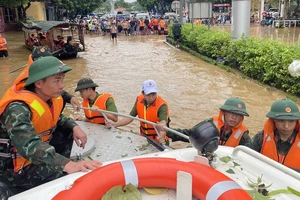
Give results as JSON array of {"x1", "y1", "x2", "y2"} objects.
[{"x1": 0, "y1": 26, "x2": 296, "y2": 148}]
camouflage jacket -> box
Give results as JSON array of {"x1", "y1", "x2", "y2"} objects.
[
  {"x1": 247, "y1": 129, "x2": 297, "y2": 155},
  {"x1": 167, "y1": 118, "x2": 251, "y2": 145},
  {"x1": 0, "y1": 101, "x2": 77, "y2": 173}
]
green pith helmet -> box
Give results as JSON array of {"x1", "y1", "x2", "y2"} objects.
[
  {"x1": 32, "y1": 46, "x2": 52, "y2": 61},
  {"x1": 25, "y1": 56, "x2": 72, "y2": 87},
  {"x1": 266, "y1": 99, "x2": 300, "y2": 120},
  {"x1": 219, "y1": 97, "x2": 249, "y2": 116},
  {"x1": 74, "y1": 78, "x2": 99, "y2": 92}
]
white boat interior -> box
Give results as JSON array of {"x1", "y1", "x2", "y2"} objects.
[{"x1": 8, "y1": 121, "x2": 300, "y2": 200}]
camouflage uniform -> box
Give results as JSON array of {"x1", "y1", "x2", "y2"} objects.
[
  {"x1": 167, "y1": 118, "x2": 251, "y2": 145},
  {"x1": 0, "y1": 101, "x2": 77, "y2": 194},
  {"x1": 247, "y1": 129, "x2": 297, "y2": 155},
  {"x1": 0, "y1": 57, "x2": 77, "y2": 194},
  {"x1": 167, "y1": 97, "x2": 251, "y2": 145}
]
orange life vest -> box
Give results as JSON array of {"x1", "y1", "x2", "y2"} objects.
[
  {"x1": 152, "y1": 19, "x2": 159, "y2": 26},
  {"x1": 159, "y1": 20, "x2": 165, "y2": 28},
  {"x1": 140, "y1": 20, "x2": 145, "y2": 27},
  {"x1": 0, "y1": 37, "x2": 7, "y2": 51},
  {"x1": 12, "y1": 54, "x2": 33, "y2": 86},
  {"x1": 82, "y1": 93, "x2": 113, "y2": 125},
  {"x1": 212, "y1": 111, "x2": 248, "y2": 147},
  {"x1": 260, "y1": 119, "x2": 300, "y2": 170},
  {"x1": 0, "y1": 85, "x2": 63, "y2": 172},
  {"x1": 136, "y1": 94, "x2": 169, "y2": 142}
]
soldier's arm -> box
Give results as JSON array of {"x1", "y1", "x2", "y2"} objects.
[
  {"x1": 166, "y1": 118, "x2": 213, "y2": 143},
  {"x1": 245, "y1": 131, "x2": 264, "y2": 152},
  {"x1": 239, "y1": 130, "x2": 251, "y2": 145},
  {"x1": 2, "y1": 102, "x2": 70, "y2": 172},
  {"x1": 104, "y1": 97, "x2": 118, "y2": 122},
  {"x1": 61, "y1": 90, "x2": 73, "y2": 104}
]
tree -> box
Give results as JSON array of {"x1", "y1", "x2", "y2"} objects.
[{"x1": 51, "y1": 0, "x2": 106, "y2": 19}]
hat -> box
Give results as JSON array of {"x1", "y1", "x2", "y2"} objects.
[
  {"x1": 25, "y1": 56, "x2": 72, "y2": 87},
  {"x1": 266, "y1": 99, "x2": 300, "y2": 120},
  {"x1": 142, "y1": 80, "x2": 158, "y2": 95},
  {"x1": 219, "y1": 97, "x2": 249, "y2": 116},
  {"x1": 75, "y1": 78, "x2": 99, "y2": 92},
  {"x1": 31, "y1": 46, "x2": 52, "y2": 61}
]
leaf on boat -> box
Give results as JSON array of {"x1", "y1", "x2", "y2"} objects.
[
  {"x1": 121, "y1": 154, "x2": 128, "y2": 158},
  {"x1": 232, "y1": 161, "x2": 241, "y2": 167},
  {"x1": 102, "y1": 183, "x2": 142, "y2": 200},
  {"x1": 287, "y1": 186, "x2": 300, "y2": 196},
  {"x1": 118, "y1": 130, "x2": 122, "y2": 134},
  {"x1": 268, "y1": 189, "x2": 292, "y2": 196},
  {"x1": 219, "y1": 156, "x2": 232, "y2": 163},
  {"x1": 246, "y1": 190, "x2": 275, "y2": 200},
  {"x1": 225, "y1": 169, "x2": 235, "y2": 174}
]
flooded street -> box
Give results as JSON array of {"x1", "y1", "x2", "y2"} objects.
[{"x1": 0, "y1": 27, "x2": 294, "y2": 148}]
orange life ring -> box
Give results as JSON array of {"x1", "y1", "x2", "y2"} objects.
[{"x1": 53, "y1": 158, "x2": 251, "y2": 200}]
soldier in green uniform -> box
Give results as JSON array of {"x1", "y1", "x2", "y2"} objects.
[
  {"x1": 172, "y1": 19, "x2": 182, "y2": 48},
  {"x1": 247, "y1": 99, "x2": 300, "y2": 172},
  {"x1": 0, "y1": 56, "x2": 102, "y2": 196},
  {"x1": 74, "y1": 77, "x2": 118, "y2": 123},
  {"x1": 162, "y1": 97, "x2": 251, "y2": 147}
]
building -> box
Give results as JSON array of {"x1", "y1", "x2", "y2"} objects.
[{"x1": 0, "y1": 1, "x2": 53, "y2": 32}]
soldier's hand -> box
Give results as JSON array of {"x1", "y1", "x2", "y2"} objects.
[
  {"x1": 105, "y1": 119, "x2": 115, "y2": 128},
  {"x1": 63, "y1": 160, "x2": 102, "y2": 174},
  {"x1": 158, "y1": 130, "x2": 167, "y2": 145},
  {"x1": 70, "y1": 97, "x2": 81, "y2": 111},
  {"x1": 73, "y1": 126, "x2": 87, "y2": 149}
]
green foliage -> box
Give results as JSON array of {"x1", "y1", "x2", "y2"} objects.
[
  {"x1": 173, "y1": 23, "x2": 300, "y2": 97},
  {"x1": 0, "y1": 0, "x2": 29, "y2": 7}
]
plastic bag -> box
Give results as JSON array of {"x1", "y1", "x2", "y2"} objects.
[{"x1": 288, "y1": 60, "x2": 300, "y2": 77}]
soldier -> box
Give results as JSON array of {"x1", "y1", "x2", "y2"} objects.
[
  {"x1": 13, "y1": 46, "x2": 81, "y2": 111},
  {"x1": 0, "y1": 56, "x2": 102, "y2": 196},
  {"x1": 172, "y1": 19, "x2": 182, "y2": 48},
  {"x1": 162, "y1": 97, "x2": 251, "y2": 147},
  {"x1": 74, "y1": 78, "x2": 118, "y2": 124},
  {"x1": 247, "y1": 99, "x2": 300, "y2": 172}
]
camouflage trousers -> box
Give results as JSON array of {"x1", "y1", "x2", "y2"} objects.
[{"x1": 1, "y1": 125, "x2": 74, "y2": 195}]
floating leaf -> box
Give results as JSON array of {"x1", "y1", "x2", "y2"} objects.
[
  {"x1": 226, "y1": 168, "x2": 235, "y2": 174},
  {"x1": 287, "y1": 186, "x2": 300, "y2": 196},
  {"x1": 219, "y1": 156, "x2": 232, "y2": 163}
]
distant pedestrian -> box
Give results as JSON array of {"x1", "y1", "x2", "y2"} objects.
[
  {"x1": 111, "y1": 22, "x2": 117, "y2": 43},
  {"x1": 172, "y1": 20, "x2": 182, "y2": 48},
  {"x1": 0, "y1": 33, "x2": 8, "y2": 58}
]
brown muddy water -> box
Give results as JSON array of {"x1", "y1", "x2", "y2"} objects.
[{"x1": 0, "y1": 27, "x2": 296, "y2": 148}]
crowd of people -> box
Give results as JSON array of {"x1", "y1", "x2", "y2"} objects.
[
  {"x1": 0, "y1": 41, "x2": 299, "y2": 198},
  {"x1": 71, "y1": 15, "x2": 172, "y2": 42}
]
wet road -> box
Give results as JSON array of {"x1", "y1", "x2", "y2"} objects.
[{"x1": 0, "y1": 28, "x2": 293, "y2": 147}]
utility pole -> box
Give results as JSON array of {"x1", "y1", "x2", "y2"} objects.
[{"x1": 180, "y1": 0, "x2": 185, "y2": 22}]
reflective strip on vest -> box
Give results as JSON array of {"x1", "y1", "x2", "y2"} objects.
[
  {"x1": 0, "y1": 152, "x2": 12, "y2": 158},
  {"x1": 30, "y1": 100, "x2": 45, "y2": 116},
  {"x1": 297, "y1": 141, "x2": 300, "y2": 147},
  {"x1": 234, "y1": 129, "x2": 242, "y2": 139},
  {"x1": 120, "y1": 160, "x2": 139, "y2": 187},
  {"x1": 213, "y1": 121, "x2": 218, "y2": 127},
  {"x1": 206, "y1": 180, "x2": 242, "y2": 200},
  {"x1": 0, "y1": 139, "x2": 9, "y2": 144}
]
